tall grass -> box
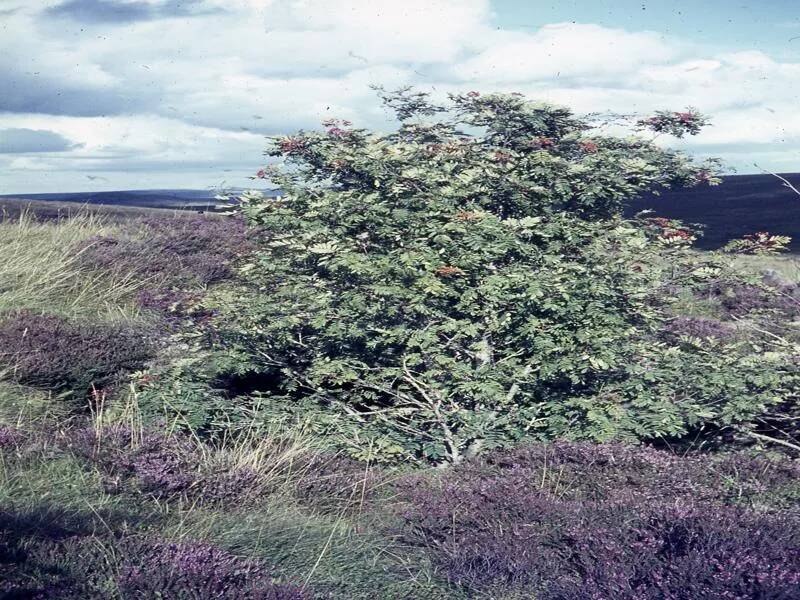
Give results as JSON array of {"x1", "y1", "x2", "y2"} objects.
[
  {"x1": 0, "y1": 414, "x2": 448, "y2": 599},
  {"x1": 732, "y1": 253, "x2": 800, "y2": 283},
  {"x1": 0, "y1": 381, "x2": 71, "y2": 429},
  {"x1": 0, "y1": 210, "x2": 145, "y2": 320}
]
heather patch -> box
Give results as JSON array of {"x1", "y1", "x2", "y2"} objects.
[
  {"x1": 0, "y1": 424, "x2": 26, "y2": 450},
  {"x1": 662, "y1": 315, "x2": 737, "y2": 341},
  {"x1": 397, "y1": 443, "x2": 800, "y2": 598},
  {"x1": 0, "y1": 427, "x2": 450, "y2": 600},
  {"x1": 79, "y1": 213, "x2": 256, "y2": 287},
  {"x1": 117, "y1": 537, "x2": 310, "y2": 599},
  {"x1": 66, "y1": 426, "x2": 265, "y2": 505},
  {"x1": 0, "y1": 525, "x2": 309, "y2": 600},
  {"x1": 0, "y1": 311, "x2": 154, "y2": 399},
  {"x1": 476, "y1": 442, "x2": 800, "y2": 506},
  {"x1": 703, "y1": 280, "x2": 800, "y2": 317}
]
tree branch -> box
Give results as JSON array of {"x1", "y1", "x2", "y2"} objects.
[{"x1": 739, "y1": 429, "x2": 800, "y2": 453}]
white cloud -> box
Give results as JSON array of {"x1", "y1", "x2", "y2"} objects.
[
  {"x1": 0, "y1": 0, "x2": 798, "y2": 192},
  {"x1": 0, "y1": 113, "x2": 267, "y2": 192},
  {"x1": 451, "y1": 23, "x2": 679, "y2": 83}
]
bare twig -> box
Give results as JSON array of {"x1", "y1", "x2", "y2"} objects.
[
  {"x1": 739, "y1": 429, "x2": 800, "y2": 453},
  {"x1": 402, "y1": 359, "x2": 462, "y2": 464},
  {"x1": 506, "y1": 364, "x2": 533, "y2": 404},
  {"x1": 754, "y1": 163, "x2": 800, "y2": 197}
]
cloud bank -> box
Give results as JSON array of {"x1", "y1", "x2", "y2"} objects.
[{"x1": 0, "y1": 0, "x2": 797, "y2": 192}]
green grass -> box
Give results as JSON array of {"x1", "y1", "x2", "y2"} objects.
[
  {"x1": 0, "y1": 422, "x2": 456, "y2": 599},
  {"x1": 0, "y1": 381, "x2": 71, "y2": 428},
  {"x1": 167, "y1": 503, "x2": 454, "y2": 599},
  {"x1": 1, "y1": 202, "x2": 797, "y2": 598},
  {"x1": 731, "y1": 253, "x2": 800, "y2": 283},
  {"x1": 0, "y1": 210, "x2": 145, "y2": 320}
]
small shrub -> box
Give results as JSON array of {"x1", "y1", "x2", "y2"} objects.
[
  {"x1": 202, "y1": 89, "x2": 800, "y2": 463},
  {"x1": 0, "y1": 311, "x2": 153, "y2": 398}
]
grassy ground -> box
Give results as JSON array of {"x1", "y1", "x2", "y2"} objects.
[
  {"x1": 0, "y1": 419, "x2": 450, "y2": 598},
  {"x1": 0, "y1": 208, "x2": 455, "y2": 599},
  {"x1": 1, "y1": 207, "x2": 799, "y2": 599},
  {"x1": 732, "y1": 252, "x2": 800, "y2": 282},
  {"x1": 0, "y1": 211, "x2": 144, "y2": 320}
]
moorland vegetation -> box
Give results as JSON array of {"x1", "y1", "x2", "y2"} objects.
[{"x1": 1, "y1": 89, "x2": 799, "y2": 599}]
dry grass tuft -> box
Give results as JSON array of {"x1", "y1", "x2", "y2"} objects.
[{"x1": 0, "y1": 210, "x2": 145, "y2": 320}]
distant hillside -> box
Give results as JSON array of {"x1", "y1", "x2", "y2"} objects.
[
  {"x1": 0, "y1": 188, "x2": 281, "y2": 210},
  {"x1": 0, "y1": 198, "x2": 217, "y2": 222},
  {"x1": 3, "y1": 175, "x2": 799, "y2": 251},
  {"x1": 626, "y1": 173, "x2": 800, "y2": 251}
]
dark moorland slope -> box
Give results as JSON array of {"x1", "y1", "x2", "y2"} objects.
[
  {"x1": 2, "y1": 173, "x2": 799, "y2": 249},
  {"x1": 626, "y1": 173, "x2": 800, "y2": 251},
  {"x1": 0, "y1": 188, "x2": 280, "y2": 211},
  {"x1": 0, "y1": 198, "x2": 204, "y2": 222}
]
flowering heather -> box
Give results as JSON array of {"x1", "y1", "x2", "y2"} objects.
[
  {"x1": 78, "y1": 213, "x2": 256, "y2": 286},
  {"x1": 0, "y1": 533, "x2": 113, "y2": 599},
  {"x1": 1, "y1": 531, "x2": 309, "y2": 599},
  {"x1": 547, "y1": 504, "x2": 800, "y2": 600},
  {"x1": 662, "y1": 316, "x2": 736, "y2": 341},
  {"x1": 0, "y1": 424, "x2": 25, "y2": 449},
  {"x1": 67, "y1": 426, "x2": 263, "y2": 504},
  {"x1": 704, "y1": 281, "x2": 799, "y2": 317},
  {"x1": 117, "y1": 538, "x2": 310, "y2": 599},
  {"x1": 397, "y1": 443, "x2": 800, "y2": 597},
  {"x1": 480, "y1": 442, "x2": 800, "y2": 507},
  {"x1": 0, "y1": 311, "x2": 153, "y2": 396}
]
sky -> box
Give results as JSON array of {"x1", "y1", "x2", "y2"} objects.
[{"x1": 0, "y1": 0, "x2": 798, "y2": 194}]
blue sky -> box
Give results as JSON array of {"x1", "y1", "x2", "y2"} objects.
[
  {"x1": 495, "y1": 0, "x2": 800, "y2": 57},
  {"x1": 0, "y1": 0, "x2": 798, "y2": 193}
]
